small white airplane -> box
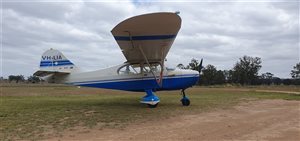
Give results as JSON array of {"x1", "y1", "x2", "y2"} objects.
[{"x1": 34, "y1": 12, "x2": 202, "y2": 108}]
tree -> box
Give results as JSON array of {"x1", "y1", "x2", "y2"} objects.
[
  {"x1": 272, "y1": 77, "x2": 282, "y2": 85},
  {"x1": 215, "y1": 70, "x2": 226, "y2": 84},
  {"x1": 188, "y1": 58, "x2": 200, "y2": 71},
  {"x1": 201, "y1": 64, "x2": 217, "y2": 85},
  {"x1": 291, "y1": 62, "x2": 300, "y2": 79},
  {"x1": 17, "y1": 75, "x2": 25, "y2": 83},
  {"x1": 263, "y1": 72, "x2": 274, "y2": 79},
  {"x1": 8, "y1": 75, "x2": 25, "y2": 83},
  {"x1": 200, "y1": 65, "x2": 226, "y2": 85},
  {"x1": 232, "y1": 56, "x2": 262, "y2": 85},
  {"x1": 223, "y1": 70, "x2": 234, "y2": 83},
  {"x1": 27, "y1": 75, "x2": 41, "y2": 83},
  {"x1": 8, "y1": 75, "x2": 17, "y2": 83},
  {"x1": 261, "y1": 72, "x2": 274, "y2": 85},
  {"x1": 176, "y1": 63, "x2": 185, "y2": 69},
  {"x1": 178, "y1": 59, "x2": 200, "y2": 70},
  {"x1": 282, "y1": 79, "x2": 292, "y2": 85}
]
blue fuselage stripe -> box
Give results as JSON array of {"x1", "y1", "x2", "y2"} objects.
[
  {"x1": 70, "y1": 74, "x2": 198, "y2": 85},
  {"x1": 70, "y1": 75, "x2": 199, "y2": 92},
  {"x1": 114, "y1": 35, "x2": 176, "y2": 41}
]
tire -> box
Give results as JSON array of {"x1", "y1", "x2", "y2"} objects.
[
  {"x1": 147, "y1": 103, "x2": 158, "y2": 108},
  {"x1": 181, "y1": 98, "x2": 190, "y2": 106}
]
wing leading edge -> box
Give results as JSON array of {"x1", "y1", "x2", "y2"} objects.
[{"x1": 111, "y1": 12, "x2": 181, "y2": 64}]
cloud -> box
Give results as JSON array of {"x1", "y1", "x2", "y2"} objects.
[{"x1": 2, "y1": 1, "x2": 299, "y2": 78}]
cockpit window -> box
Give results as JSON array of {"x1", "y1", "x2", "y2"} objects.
[
  {"x1": 118, "y1": 64, "x2": 141, "y2": 74},
  {"x1": 118, "y1": 63, "x2": 162, "y2": 75}
]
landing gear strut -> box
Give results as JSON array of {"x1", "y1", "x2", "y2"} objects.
[{"x1": 181, "y1": 89, "x2": 190, "y2": 106}]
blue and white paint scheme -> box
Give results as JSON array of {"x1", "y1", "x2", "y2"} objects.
[{"x1": 34, "y1": 12, "x2": 201, "y2": 108}]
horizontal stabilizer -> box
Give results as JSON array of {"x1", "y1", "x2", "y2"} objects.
[{"x1": 33, "y1": 70, "x2": 70, "y2": 77}]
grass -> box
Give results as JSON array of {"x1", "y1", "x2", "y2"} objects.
[{"x1": 0, "y1": 85, "x2": 299, "y2": 140}]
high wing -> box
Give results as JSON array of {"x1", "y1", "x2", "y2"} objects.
[{"x1": 111, "y1": 12, "x2": 181, "y2": 64}]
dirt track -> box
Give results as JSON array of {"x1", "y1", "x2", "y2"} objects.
[{"x1": 50, "y1": 100, "x2": 300, "y2": 141}]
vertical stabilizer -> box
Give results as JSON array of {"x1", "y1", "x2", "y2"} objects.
[
  {"x1": 34, "y1": 49, "x2": 77, "y2": 77},
  {"x1": 39, "y1": 48, "x2": 76, "y2": 72}
]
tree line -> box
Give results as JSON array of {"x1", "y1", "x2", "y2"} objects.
[
  {"x1": 2, "y1": 56, "x2": 299, "y2": 85},
  {"x1": 0, "y1": 75, "x2": 42, "y2": 83},
  {"x1": 177, "y1": 56, "x2": 300, "y2": 85}
]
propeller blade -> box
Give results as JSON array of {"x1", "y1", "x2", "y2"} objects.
[{"x1": 198, "y1": 58, "x2": 203, "y2": 73}]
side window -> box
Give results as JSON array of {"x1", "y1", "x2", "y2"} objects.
[{"x1": 118, "y1": 64, "x2": 141, "y2": 75}]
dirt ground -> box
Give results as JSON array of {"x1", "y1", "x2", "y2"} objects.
[{"x1": 48, "y1": 99, "x2": 300, "y2": 141}]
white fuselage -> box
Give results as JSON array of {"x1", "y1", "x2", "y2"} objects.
[{"x1": 46, "y1": 63, "x2": 199, "y2": 92}]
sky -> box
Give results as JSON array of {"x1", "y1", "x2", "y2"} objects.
[{"x1": 1, "y1": 0, "x2": 299, "y2": 78}]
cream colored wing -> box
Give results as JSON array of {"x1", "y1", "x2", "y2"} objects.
[{"x1": 111, "y1": 12, "x2": 181, "y2": 64}]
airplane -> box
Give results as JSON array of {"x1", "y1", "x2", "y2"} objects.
[{"x1": 34, "y1": 12, "x2": 203, "y2": 108}]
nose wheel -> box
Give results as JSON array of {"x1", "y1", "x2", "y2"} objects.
[{"x1": 181, "y1": 89, "x2": 190, "y2": 106}]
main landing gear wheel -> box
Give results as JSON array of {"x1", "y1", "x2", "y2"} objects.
[
  {"x1": 141, "y1": 90, "x2": 160, "y2": 108},
  {"x1": 181, "y1": 89, "x2": 190, "y2": 106},
  {"x1": 147, "y1": 103, "x2": 158, "y2": 108},
  {"x1": 181, "y1": 98, "x2": 190, "y2": 106}
]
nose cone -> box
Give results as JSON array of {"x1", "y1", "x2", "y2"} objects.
[
  {"x1": 181, "y1": 69, "x2": 199, "y2": 76},
  {"x1": 191, "y1": 70, "x2": 200, "y2": 75}
]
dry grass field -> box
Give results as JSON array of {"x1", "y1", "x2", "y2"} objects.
[{"x1": 0, "y1": 84, "x2": 299, "y2": 140}]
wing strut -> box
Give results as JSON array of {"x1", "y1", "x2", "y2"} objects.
[
  {"x1": 157, "y1": 47, "x2": 165, "y2": 86},
  {"x1": 138, "y1": 45, "x2": 162, "y2": 87}
]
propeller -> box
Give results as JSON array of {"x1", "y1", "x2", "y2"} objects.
[{"x1": 198, "y1": 58, "x2": 203, "y2": 74}]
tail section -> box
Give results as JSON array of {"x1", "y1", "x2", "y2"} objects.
[
  {"x1": 38, "y1": 48, "x2": 76, "y2": 72},
  {"x1": 34, "y1": 48, "x2": 77, "y2": 83}
]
